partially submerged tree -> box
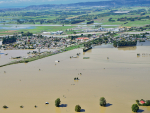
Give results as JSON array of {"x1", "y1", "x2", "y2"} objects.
[
  {"x1": 132, "y1": 104, "x2": 139, "y2": 112},
  {"x1": 55, "y1": 98, "x2": 61, "y2": 107},
  {"x1": 100, "y1": 97, "x2": 106, "y2": 107},
  {"x1": 3, "y1": 105, "x2": 8, "y2": 109},
  {"x1": 75, "y1": 105, "x2": 81, "y2": 112},
  {"x1": 20, "y1": 105, "x2": 23, "y2": 108}
]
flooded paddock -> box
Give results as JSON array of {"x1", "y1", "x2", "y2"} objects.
[
  {"x1": 0, "y1": 49, "x2": 56, "y2": 65},
  {"x1": 0, "y1": 46, "x2": 150, "y2": 113}
]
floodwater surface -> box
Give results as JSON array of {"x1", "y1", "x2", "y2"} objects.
[{"x1": 0, "y1": 46, "x2": 150, "y2": 113}]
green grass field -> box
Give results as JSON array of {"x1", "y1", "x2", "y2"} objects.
[
  {"x1": 0, "y1": 26, "x2": 76, "y2": 35},
  {"x1": 18, "y1": 26, "x2": 75, "y2": 33},
  {"x1": 1, "y1": 6, "x2": 150, "y2": 35}
]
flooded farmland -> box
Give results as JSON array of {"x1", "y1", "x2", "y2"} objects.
[
  {"x1": 0, "y1": 46, "x2": 150, "y2": 113},
  {"x1": 0, "y1": 49, "x2": 56, "y2": 65}
]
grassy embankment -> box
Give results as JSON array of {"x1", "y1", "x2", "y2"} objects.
[{"x1": 0, "y1": 44, "x2": 84, "y2": 68}]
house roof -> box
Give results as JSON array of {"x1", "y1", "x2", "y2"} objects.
[
  {"x1": 77, "y1": 37, "x2": 89, "y2": 40},
  {"x1": 140, "y1": 100, "x2": 145, "y2": 104}
]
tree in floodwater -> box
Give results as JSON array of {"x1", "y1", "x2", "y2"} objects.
[
  {"x1": 55, "y1": 98, "x2": 61, "y2": 107},
  {"x1": 100, "y1": 97, "x2": 106, "y2": 107},
  {"x1": 2, "y1": 36, "x2": 16, "y2": 44},
  {"x1": 131, "y1": 104, "x2": 139, "y2": 112},
  {"x1": 75, "y1": 105, "x2": 81, "y2": 112}
]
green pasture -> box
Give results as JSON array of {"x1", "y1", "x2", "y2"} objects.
[{"x1": 19, "y1": 26, "x2": 75, "y2": 33}]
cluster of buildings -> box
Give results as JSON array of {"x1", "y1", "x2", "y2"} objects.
[
  {"x1": 72, "y1": 26, "x2": 124, "y2": 33},
  {"x1": 0, "y1": 25, "x2": 150, "y2": 50},
  {"x1": 43, "y1": 31, "x2": 63, "y2": 35},
  {"x1": 83, "y1": 27, "x2": 120, "y2": 32},
  {"x1": 0, "y1": 34, "x2": 95, "y2": 50}
]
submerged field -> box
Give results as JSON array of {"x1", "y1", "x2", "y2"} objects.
[{"x1": 0, "y1": 46, "x2": 150, "y2": 113}]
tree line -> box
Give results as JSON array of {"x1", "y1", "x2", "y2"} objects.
[
  {"x1": 113, "y1": 40, "x2": 137, "y2": 47},
  {"x1": 2, "y1": 36, "x2": 17, "y2": 44}
]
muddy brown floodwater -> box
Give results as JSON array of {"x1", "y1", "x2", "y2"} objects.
[{"x1": 0, "y1": 46, "x2": 150, "y2": 113}]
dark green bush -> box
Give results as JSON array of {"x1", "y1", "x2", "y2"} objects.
[
  {"x1": 132, "y1": 104, "x2": 139, "y2": 112},
  {"x1": 20, "y1": 105, "x2": 23, "y2": 108},
  {"x1": 24, "y1": 61, "x2": 29, "y2": 63},
  {"x1": 55, "y1": 98, "x2": 61, "y2": 107},
  {"x1": 100, "y1": 97, "x2": 106, "y2": 107},
  {"x1": 3, "y1": 105, "x2": 8, "y2": 108},
  {"x1": 75, "y1": 105, "x2": 81, "y2": 112},
  {"x1": 136, "y1": 100, "x2": 140, "y2": 105},
  {"x1": 146, "y1": 100, "x2": 150, "y2": 106},
  {"x1": 136, "y1": 100, "x2": 139, "y2": 103},
  {"x1": 74, "y1": 77, "x2": 79, "y2": 80}
]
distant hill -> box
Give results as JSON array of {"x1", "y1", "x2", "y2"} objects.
[
  {"x1": 25, "y1": 0, "x2": 150, "y2": 9},
  {"x1": 1, "y1": 0, "x2": 150, "y2": 11}
]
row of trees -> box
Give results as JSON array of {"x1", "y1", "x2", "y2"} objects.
[
  {"x1": 118, "y1": 40, "x2": 137, "y2": 46},
  {"x1": 117, "y1": 16, "x2": 150, "y2": 22},
  {"x1": 113, "y1": 40, "x2": 137, "y2": 47},
  {"x1": 55, "y1": 97, "x2": 145, "y2": 112},
  {"x1": 87, "y1": 20, "x2": 94, "y2": 24},
  {"x1": 71, "y1": 20, "x2": 85, "y2": 24},
  {"x1": 2, "y1": 97, "x2": 143, "y2": 112},
  {"x1": 21, "y1": 32, "x2": 33, "y2": 36},
  {"x1": 84, "y1": 37, "x2": 103, "y2": 48},
  {"x1": 129, "y1": 9, "x2": 147, "y2": 15},
  {"x1": 2, "y1": 36, "x2": 16, "y2": 44}
]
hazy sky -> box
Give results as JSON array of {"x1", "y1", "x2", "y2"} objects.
[{"x1": 0, "y1": 0, "x2": 111, "y2": 8}]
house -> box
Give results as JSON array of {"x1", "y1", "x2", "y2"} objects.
[
  {"x1": 140, "y1": 100, "x2": 145, "y2": 104},
  {"x1": 76, "y1": 37, "x2": 89, "y2": 42},
  {"x1": 0, "y1": 41, "x2": 2, "y2": 45}
]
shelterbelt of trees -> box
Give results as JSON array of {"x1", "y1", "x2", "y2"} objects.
[
  {"x1": 113, "y1": 40, "x2": 137, "y2": 47},
  {"x1": 8, "y1": 8, "x2": 150, "y2": 25},
  {"x1": 21, "y1": 32, "x2": 33, "y2": 36},
  {"x1": 84, "y1": 37, "x2": 103, "y2": 48},
  {"x1": 2, "y1": 36, "x2": 17, "y2": 44}
]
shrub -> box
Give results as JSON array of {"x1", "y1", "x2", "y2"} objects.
[
  {"x1": 100, "y1": 97, "x2": 106, "y2": 107},
  {"x1": 132, "y1": 104, "x2": 139, "y2": 112},
  {"x1": 146, "y1": 100, "x2": 150, "y2": 106},
  {"x1": 75, "y1": 105, "x2": 81, "y2": 112},
  {"x1": 3, "y1": 105, "x2": 8, "y2": 108},
  {"x1": 24, "y1": 61, "x2": 29, "y2": 63},
  {"x1": 136, "y1": 100, "x2": 139, "y2": 103},
  {"x1": 55, "y1": 98, "x2": 61, "y2": 107},
  {"x1": 20, "y1": 105, "x2": 23, "y2": 108},
  {"x1": 136, "y1": 100, "x2": 140, "y2": 105},
  {"x1": 74, "y1": 77, "x2": 79, "y2": 80}
]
